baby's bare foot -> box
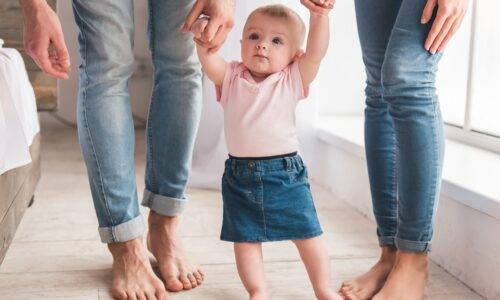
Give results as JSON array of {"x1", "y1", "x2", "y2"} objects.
[
  {"x1": 147, "y1": 211, "x2": 204, "y2": 292},
  {"x1": 108, "y1": 237, "x2": 168, "y2": 300},
  {"x1": 340, "y1": 247, "x2": 396, "y2": 300},
  {"x1": 372, "y1": 252, "x2": 428, "y2": 300}
]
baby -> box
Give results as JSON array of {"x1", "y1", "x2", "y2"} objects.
[{"x1": 192, "y1": 2, "x2": 340, "y2": 300}]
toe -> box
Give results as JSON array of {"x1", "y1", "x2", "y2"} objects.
[
  {"x1": 155, "y1": 288, "x2": 169, "y2": 300},
  {"x1": 145, "y1": 286, "x2": 160, "y2": 300},
  {"x1": 127, "y1": 291, "x2": 138, "y2": 300},
  {"x1": 344, "y1": 290, "x2": 359, "y2": 300},
  {"x1": 340, "y1": 284, "x2": 353, "y2": 292},
  {"x1": 187, "y1": 273, "x2": 198, "y2": 288},
  {"x1": 165, "y1": 276, "x2": 184, "y2": 292},
  {"x1": 180, "y1": 273, "x2": 193, "y2": 290},
  {"x1": 198, "y1": 268, "x2": 205, "y2": 278},
  {"x1": 194, "y1": 271, "x2": 203, "y2": 285},
  {"x1": 136, "y1": 292, "x2": 147, "y2": 300},
  {"x1": 111, "y1": 289, "x2": 127, "y2": 300}
]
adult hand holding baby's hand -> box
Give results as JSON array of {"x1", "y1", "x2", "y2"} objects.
[
  {"x1": 183, "y1": 0, "x2": 235, "y2": 53},
  {"x1": 191, "y1": 17, "x2": 209, "y2": 41},
  {"x1": 301, "y1": 0, "x2": 334, "y2": 15}
]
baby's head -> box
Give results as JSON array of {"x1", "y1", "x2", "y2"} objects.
[{"x1": 241, "y1": 5, "x2": 306, "y2": 76}]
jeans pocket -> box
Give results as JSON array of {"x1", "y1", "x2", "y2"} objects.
[
  {"x1": 289, "y1": 165, "x2": 308, "y2": 183},
  {"x1": 222, "y1": 172, "x2": 259, "y2": 204}
]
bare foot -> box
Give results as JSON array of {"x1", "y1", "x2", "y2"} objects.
[
  {"x1": 108, "y1": 237, "x2": 168, "y2": 300},
  {"x1": 372, "y1": 251, "x2": 428, "y2": 300},
  {"x1": 340, "y1": 247, "x2": 396, "y2": 300},
  {"x1": 147, "y1": 210, "x2": 204, "y2": 292}
]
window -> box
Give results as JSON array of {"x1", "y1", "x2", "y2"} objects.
[
  {"x1": 439, "y1": 0, "x2": 500, "y2": 153},
  {"x1": 316, "y1": 0, "x2": 500, "y2": 153}
]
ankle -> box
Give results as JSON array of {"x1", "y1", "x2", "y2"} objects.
[
  {"x1": 394, "y1": 251, "x2": 429, "y2": 272},
  {"x1": 248, "y1": 288, "x2": 268, "y2": 300},
  {"x1": 108, "y1": 237, "x2": 145, "y2": 257},
  {"x1": 148, "y1": 210, "x2": 179, "y2": 228},
  {"x1": 314, "y1": 286, "x2": 336, "y2": 300},
  {"x1": 380, "y1": 246, "x2": 397, "y2": 264}
]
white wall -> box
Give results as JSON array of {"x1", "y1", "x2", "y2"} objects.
[{"x1": 316, "y1": 0, "x2": 365, "y2": 116}]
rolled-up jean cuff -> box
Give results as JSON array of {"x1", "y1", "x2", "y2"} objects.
[
  {"x1": 98, "y1": 214, "x2": 146, "y2": 243},
  {"x1": 141, "y1": 189, "x2": 187, "y2": 216},
  {"x1": 378, "y1": 236, "x2": 396, "y2": 248},
  {"x1": 395, "y1": 237, "x2": 432, "y2": 253}
]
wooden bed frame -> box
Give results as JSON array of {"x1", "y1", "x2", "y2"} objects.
[{"x1": 0, "y1": 133, "x2": 41, "y2": 265}]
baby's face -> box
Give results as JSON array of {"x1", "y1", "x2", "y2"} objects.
[{"x1": 241, "y1": 14, "x2": 301, "y2": 77}]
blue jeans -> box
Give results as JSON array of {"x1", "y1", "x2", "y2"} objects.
[
  {"x1": 355, "y1": 0, "x2": 445, "y2": 252},
  {"x1": 72, "y1": 0, "x2": 202, "y2": 243}
]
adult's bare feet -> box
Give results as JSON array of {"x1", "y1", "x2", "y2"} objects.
[
  {"x1": 108, "y1": 237, "x2": 168, "y2": 300},
  {"x1": 372, "y1": 251, "x2": 428, "y2": 300},
  {"x1": 147, "y1": 210, "x2": 204, "y2": 292},
  {"x1": 340, "y1": 246, "x2": 396, "y2": 300}
]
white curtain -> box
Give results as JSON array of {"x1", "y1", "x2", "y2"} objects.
[{"x1": 188, "y1": 1, "x2": 318, "y2": 189}]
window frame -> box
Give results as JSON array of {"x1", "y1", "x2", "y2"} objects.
[{"x1": 443, "y1": 0, "x2": 500, "y2": 154}]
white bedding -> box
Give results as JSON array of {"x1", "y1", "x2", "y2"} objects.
[{"x1": 0, "y1": 39, "x2": 40, "y2": 175}]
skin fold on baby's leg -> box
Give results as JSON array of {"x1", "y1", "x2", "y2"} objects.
[
  {"x1": 234, "y1": 243, "x2": 269, "y2": 300},
  {"x1": 293, "y1": 236, "x2": 343, "y2": 300}
]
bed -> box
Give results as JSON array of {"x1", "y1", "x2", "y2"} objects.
[{"x1": 0, "y1": 38, "x2": 41, "y2": 264}]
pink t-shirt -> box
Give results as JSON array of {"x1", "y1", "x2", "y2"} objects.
[{"x1": 217, "y1": 61, "x2": 308, "y2": 157}]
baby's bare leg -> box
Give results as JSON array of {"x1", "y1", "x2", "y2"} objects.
[
  {"x1": 234, "y1": 243, "x2": 269, "y2": 300},
  {"x1": 293, "y1": 237, "x2": 342, "y2": 300}
]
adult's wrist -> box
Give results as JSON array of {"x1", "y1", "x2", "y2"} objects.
[{"x1": 19, "y1": 0, "x2": 47, "y2": 14}]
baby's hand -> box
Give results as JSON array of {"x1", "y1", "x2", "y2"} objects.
[
  {"x1": 191, "y1": 17, "x2": 209, "y2": 42},
  {"x1": 301, "y1": 0, "x2": 334, "y2": 15}
]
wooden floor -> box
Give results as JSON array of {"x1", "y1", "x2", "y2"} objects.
[{"x1": 0, "y1": 114, "x2": 483, "y2": 299}]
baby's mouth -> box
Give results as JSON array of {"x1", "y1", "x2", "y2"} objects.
[{"x1": 254, "y1": 54, "x2": 268, "y2": 60}]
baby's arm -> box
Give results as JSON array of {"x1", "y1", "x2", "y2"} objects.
[
  {"x1": 298, "y1": 6, "x2": 331, "y2": 87},
  {"x1": 192, "y1": 18, "x2": 227, "y2": 86}
]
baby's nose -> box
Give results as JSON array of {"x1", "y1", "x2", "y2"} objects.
[{"x1": 256, "y1": 43, "x2": 268, "y2": 50}]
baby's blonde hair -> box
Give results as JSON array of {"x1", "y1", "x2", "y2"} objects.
[{"x1": 245, "y1": 4, "x2": 306, "y2": 47}]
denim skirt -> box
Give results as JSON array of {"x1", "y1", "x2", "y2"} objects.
[{"x1": 220, "y1": 154, "x2": 323, "y2": 242}]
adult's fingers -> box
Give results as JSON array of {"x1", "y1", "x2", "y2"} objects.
[
  {"x1": 183, "y1": 0, "x2": 204, "y2": 32},
  {"x1": 429, "y1": 15, "x2": 456, "y2": 54},
  {"x1": 202, "y1": 18, "x2": 221, "y2": 42},
  {"x1": 207, "y1": 25, "x2": 229, "y2": 53},
  {"x1": 52, "y1": 34, "x2": 71, "y2": 71},
  {"x1": 421, "y1": 0, "x2": 437, "y2": 24},
  {"x1": 301, "y1": 0, "x2": 324, "y2": 14},
  {"x1": 30, "y1": 39, "x2": 68, "y2": 79},
  {"x1": 437, "y1": 13, "x2": 464, "y2": 52},
  {"x1": 424, "y1": 8, "x2": 448, "y2": 51}
]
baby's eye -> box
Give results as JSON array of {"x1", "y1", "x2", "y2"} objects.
[
  {"x1": 249, "y1": 33, "x2": 259, "y2": 40},
  {"x1": 272, "y1": 37, "x2": 283, "y2": 45}
]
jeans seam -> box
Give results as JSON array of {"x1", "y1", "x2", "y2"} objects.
[
  {"x1": 425, "y1": 55, "x2": 440, "y2": 242},
  {"x1": 146, "y1": 0, "x2": 157, "y2": 192},
  {"x1": 425, "y1": 98, "x2": 440, "y2": 241},
  {"x1": 75, "y1": 6, "x2": 116, "y2": 238},
  {"x1": 259, "y1": 174, "x2": 267, "y2": 238},
  {"x1": 392, "y1": 121, "x2": 398, "y2": 238}
]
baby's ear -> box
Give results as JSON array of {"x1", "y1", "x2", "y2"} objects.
[{"x1": 293, "y1": 49, "x2": 306, "y2": 61}]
